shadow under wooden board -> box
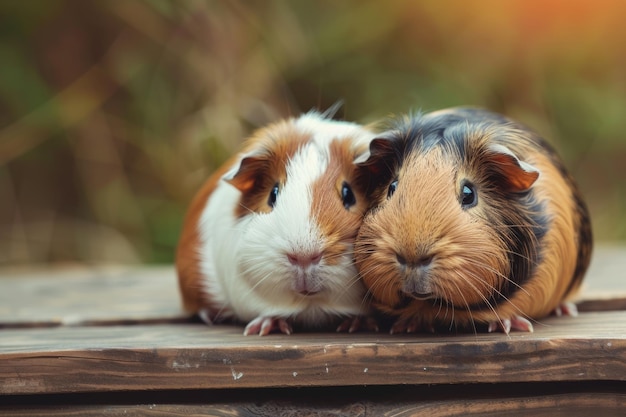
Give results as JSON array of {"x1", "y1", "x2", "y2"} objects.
[{"x1": 1, "y1": 383, "x2": 626, "y2": 417}]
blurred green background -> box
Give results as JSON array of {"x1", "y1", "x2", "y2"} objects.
[{"x1": 0, "y1": 0, "x2": 624, "y2": 265}]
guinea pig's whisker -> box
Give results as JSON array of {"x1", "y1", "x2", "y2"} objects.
[
  {"x1": 433, "y1": 291, "x2": 445, "y2": 319},
  {"x1": 440, "y1": 294, "x2": 450, "y2": 323},
  {"x1": 361, "y1": 291, "x2": 375, "y2": 309},
  {"x1": 489, "y1": 224, "x2": 537, "y2": 229},
  {"x1": 215, "y1": 308, "x2": 231, "y2": 322},
  {"x1": 239, "y1": 269, "x2": 275, "y2": 300},
  {"x1": 368, "y1": 274, "x2": 395, "y2": 305},
  {"x1": 460, "y1": 270, "x2": 505, "y2": 331},
  {"x1": 365, "y1": 276, "x2": 384, "y2": 298},
  {"x1": 361, "y1": 254, "x2": 394, "y2": 275},
  {"x1": 500, "y1": 248, "x2": 537, "y2": 265},
  {"x1": 377, "y1": 275, "x2": 396, "y2": 300},
  {"x1": 362, "y1": 288, "x2": 375, "y2": 305},
  {"x1": 328, "y1": 273, "x2": 362, "y2": 304},
  {"x1": 438, "y1": 286, "x2": 453, "y2": 324},
  {"x1": 237, "y1": 203, "x2": 255, "y2": 215},
  {"x1": 441, "y1": 284, "x2": 455, "y2": 330},
  {"x1": 461, "y1": 268, "x2": 531, "y2": 328},
  {"x1": 451, "y1": 280, "x2": 477, "y2": 334},
  {"x1": 461, "y1": 268, "x2": 507, "y2": 303},
  {"x1": 345, "y1": 274, "x2": 367, "y2": 294},
  {"x1": 455, "y1": 269, "x2": 496, "y2": 304},
  {"x1": 464, "y1": 259, "x2": 532, "y2": 299},
  {"x1": 349, "y1": 286, "x2": 375, "y2": 315},
  {"x1": 354, "y1": 263, "x2": 385, "y2": 287},
  {"x1": 291, "y1": 295, "x2": 308, "y2": 312},
  {"x1": 355, "y1": 262, "x2": 380, "y2": 280},
  {"x1": 321, "y1": 252, "x2": 345, "y2": 262},
  {"x1": 346, "y1": 260, "x2": 361, "y2": 271},
  {"x1": 350, "y1": 249, "x2": 372, "y2": 259}
]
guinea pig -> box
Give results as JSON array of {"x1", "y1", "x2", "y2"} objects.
[
  {"x1": 354, "y1": 107, "x2": 592, "y2": 334},
  {"x1": 176, "y1": 111, "x2": 379, "y2": 335}
]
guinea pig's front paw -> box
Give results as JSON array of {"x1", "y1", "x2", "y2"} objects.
[
  {"x1": 551, "y1": 301, "x2": 579, "y2": 317},
  {"x1": 487, "y1": 315, "x2": 534, "y2": 334},
  {"x1": 243, "y1": 316, "x2": 292, "y2": 336},
  {"x1": 389, "y1": 317, "x2": 435, "y2": 334},
  {"x1": 336, "y1": 315, "x2": 379, "y2": 333}
]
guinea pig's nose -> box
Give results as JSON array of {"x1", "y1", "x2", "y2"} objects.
[
  {"x1": 416, "y1": 254, "x2": 434, "y2": 267},
  {"x1": 287, "y1": 252, "x2": 323, "y2": 268},
  {"x1": 396, "y1": 252, "x2": 433, "y2": 268}
]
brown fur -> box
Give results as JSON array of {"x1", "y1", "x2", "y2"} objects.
[
  {"x1": 175, "y1": 153, "x2": 238, "y2": 315},
  {"x1": 227, "y1": 122, "x2": 311, "y2": 217},
  {"x1": 175, "y1": 119, "x2": 311, "y2": 315},
  {"x1": 311, "y1": 139, "x2": 370, "y2": 266},
  {"x1": 354, "y1": 108, "x2": 592, "y2": 331}
]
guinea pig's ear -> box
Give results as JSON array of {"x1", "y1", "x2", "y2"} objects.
[
  {"x1": 354, "y1": 137, "x2": 396, "y2": 173},
  {"x1": 224, "y1": 155, "x2": 267, "y2": 193},
  {"x1": 487, "y1": 143, "x2": 540, "y2": 192}
]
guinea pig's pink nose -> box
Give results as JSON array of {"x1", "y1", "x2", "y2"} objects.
[{"x1": 287, "y1": 252, "x2": 323, "y2": 268}]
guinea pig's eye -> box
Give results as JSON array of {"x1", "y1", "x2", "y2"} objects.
[
  {"x1": 460, "y1": 181, "x2": 478, "y2": 208},
  {"x1": 268, "y1": 183, "x2": 279, "y2": 208},
  {"x1": 387, "y1": 179, "x2": 398, "y2": 199},
  {"x1": 341, "y1": 181, "x2": 356, "y2": 209}
]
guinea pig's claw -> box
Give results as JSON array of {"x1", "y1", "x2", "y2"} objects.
[
  {"x1": 552, "y1": 302, "x2": 579, "y2": 317},
  {"x1": 389, "y1": 318, "x2": 435, "y2": 334},
  {"x1": 487, "y1": 315, "x2": 534, "y2": 334},
  {"x1": 197, "y1": 309, "x2": 214, "y2": 325},
  {"x1": 244, "y1": 316, "x2": 292, "y2": 336},
  {"x1": 487, "y1": 319, "x2": 511, "y2": 334},
  {"x1": 390, "y1": 319, "x2": 413, "y2": 334},
  {"x1": 336, "y1": 316, "x2": 379, "y2": 333}
]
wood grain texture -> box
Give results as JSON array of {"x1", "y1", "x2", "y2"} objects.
[
  {"x1": 0, "y1": 246, "x2": 624, "y2": 329},
  {"x1": 1, "y1": 311, "x2": 625, "y2": 394},
  {"x1": 0, "y1": 266, "x2": 185, "y2": 328},
  {"x1": 0, "y1": 245, "x2": 625, "y2": 405},
  {"x1": 0, "y1": 245, "x2": 624, "y2": 329}
]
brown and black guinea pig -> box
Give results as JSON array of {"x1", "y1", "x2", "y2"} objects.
[{"x1": 354, "y1": 107, "x2": 592, "y2": 334}]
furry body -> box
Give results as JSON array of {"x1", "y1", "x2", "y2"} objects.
[
  {"x1": 177, "y1": 112, "x2": 377, "y2": 334},
  {"x1": 355, "y1": 108, "x2": 592, "y2": 333}
]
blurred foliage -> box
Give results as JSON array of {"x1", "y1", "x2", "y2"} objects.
[{"x1": 0, "y1": 0, "x2": 624, "y2": 265}]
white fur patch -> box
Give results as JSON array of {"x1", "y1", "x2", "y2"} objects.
[
  {"x1": 196, "y1": 113, "x2": 375, "y2": 326},
  {"x1": 296, "y1": 112, "x2": 375, "y2": 152}
]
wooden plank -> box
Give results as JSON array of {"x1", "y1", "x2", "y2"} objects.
[
  {"x1": 1, "y1": 384, "x2": 625, "y2": 416},
  {"x1": 0, "y1": 266, "x2": 185, "y2": 328},
  {"x1": 1, "y1": 311, "x2": 625, "y2": 394},
  {"x1": 0, "y1": 246, "x2": 624, "y2": 328}
]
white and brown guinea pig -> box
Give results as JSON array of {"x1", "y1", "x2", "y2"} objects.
[
  {"x1": 354, "y1": 107, "x2": 592, "y2": 334},
  {"x1": 176, "y1": 111, "x2": 378, "y2": 335}
]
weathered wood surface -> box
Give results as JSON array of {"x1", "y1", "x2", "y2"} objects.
[
  {"x1": 0, "y1": 245, "x2": 625, "y2": 412},
  {"x1": 0, "y1": 266, "x2": 185, "y2": 328},
  {"x1": 1, "y1": 311, "x2": 625, "y2": 394},
  {"x1": 0, "y1": 245, "x2": 624, "y2": 328}
]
